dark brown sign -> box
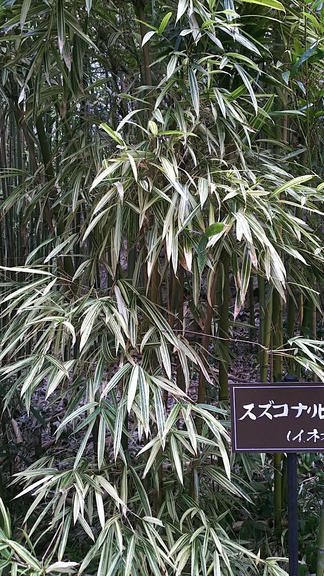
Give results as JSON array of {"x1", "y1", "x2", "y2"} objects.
[{"x1": 231, "y1": 382, "x2": 324, "y2": 452}]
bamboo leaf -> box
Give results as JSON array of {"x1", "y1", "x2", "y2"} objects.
[
  {"x1": 44, "y1": 235, "x2": 77, "y2": 263},
  {"x1": 142, "y1": 30, "x2": 156, "y2": 45},
  {"x1": 100, "y1": 364, "x2": 132, "y2": 399},
  {"x1": 124, "y1": 535, "x2": 135, "y2": 575},
  {"x1": 6, "y1": 541, "x2": 41, "y2": 570},
  {"x1": 189, "y1": 67, "x2": 199, "y2": 117},
  {"x1": 159, "y1": 12, "x2": 172, "y2": 33},
  {"x1": 160, "y1": 336, "x2": 172, "y2": 379},
  {"x1": 76, "y1": 514, "x2": 95, "y2": 541},
  {"x1": 198, "y1": 177, "x2": 208, "y2": 207},
  {"x1": 197, "y1": 235, "x2": 208, "y2": 275},
  {"x1": 0, "y1": 266, "x2": 52, "y2": 276},
  {"x1": 90, "y1": 161, "x2": 123, "y2": 192},
  {"x1": 205, "y1": 223, "x2": 224, "y2": 237},
  {"x1": 167, "y1": 54, "x2": 178, "y2": 79},
  {"x1": 64, "y1": 11, "x2": 98, "y2": 49},
  {"x1": 58, "y1": 512, "x2": 72, "y2": 561},
  {"x1": 234, "y1": 63, "x2": 258, "y2": 114},
  {"x1": 139, "y1": 367, "x2": 150, "y2": 434},
  {"x1": 141, "y1": 437, "x2": 162, "y2": 476},
  {"x1": 114, "y1": 397, "x2": 126, "y2": 459},
  {"x1": 126, "y1": 152, "x2": 138, "y2": 182},
  {"x1": 55, "y1": 402, "x2": 98, "y2": 435},
  {"x1": 85, "y1": 0, "x2": 92, "y2": 14},
  {"x1": 0, "y1": 500, "x2": 11, "y2": 538},
  {"x1": 170, "y1": 435, "x2": 183, "y2": 484},
  {"x1": 239, "y1": 0, "x2": 284, "y2": 10},
  {"x1": 127, "y1": 365, "x2": 139, "y2": 412},
  {"x1": 176, "y1": 0, "x2": 188, "y2": 21},
  {"x1": 97, "y1": 476, "x2": 126, "y2": 508},
  {"x1": 46, "y1": 562, "x2": 78, "y2": 573},
  {"x1": 46, "y1": 360, "x2": 75, "y2": 399},
  {"x1": 92, "y1": 187, "x2": 116, "y2": 214},
  {"x1": 97, "y1": 415, "x2": 106, "y2": 471},
  {"x1": 57, "y1": 0, "x2": 65, "y2": 54},
  {"x1": 74, "y1": 421, "x2": 95, "y2": 468},
  {"x1": 95, "y1": 490, "x2": 105, "y2": 530},
  {"x1": 1, "y1": 278, "x2": 48, "y2": 304},
  {"x1": 83, "y1": 208, "x2": 110, "y2": 241},
  {"x1": 143, "y1": 516, "x2": 164, "y2": 526},
  {"x1": 100, "y1": 123, "x2": 125, "y2": 146},
  {"x1": 291, "y1": 42, "x2": 318, "y2": 76},
  {"x1": 20, "y1": 0, "x2": 31, "y2": 29},
  {"x1": 271, "y1": 175, "x2": 313, "y2": 196},
  {"x1": 117, "y1": 109, "x2": 146, "y2": 132},
  {"x1": 80, "y1": 301, "x2": 102, "y2": 351},
  {"x1": 154, "y1": 387, "x2": 165, "y2": 444}
]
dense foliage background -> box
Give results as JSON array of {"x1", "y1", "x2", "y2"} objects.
[{"x1": 0, "y1": 0, "x2": 323, "y2": 573}]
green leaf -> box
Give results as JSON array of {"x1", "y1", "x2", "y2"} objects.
[
  {"x1": 55, "y1": 402, "x2": 98, "y2": 435},
  {"x1": 148, "y1": 120, "x2": 158, "y2": 136},
  {"x1": 7, "y1": 540, "x2": 41, "y2": 571},
  {"x1": 1, "y1": 278, "x2": 49, "y2": 304},
  {"x1": 0, "y1": 265, "x2": 52, "y2": 276},
  {"x1": 97, "y1": 476, "x2": 126, "y2": 508},
  {"x1": 189, "y1": 68, "x2": 199, "y2": 118},
  {"x1": 158, "y1": 12, "x2": 172, "y2": 33},
  {"x1": 239, "y1": 0, "x2": 284, "y2": 10},
  {"x1": 269, "y1": 110, "x2": 305, "y2": 116},
  {"x1": 197, "y1": 235, "x2": 208, "y2": 276},
  {"x1": 160, "y1": 336, "x2": 172, "y2": 378},
  {"x1": 64, "y1": 11, "x2": 98, "y2": 50},
  {"x1": 167, "y1": 54, "x2": 178, "y2": 79},
  {"x1": 234, "y1": 63, "x2": 257, "y2": 114},
  {"x1": 20, "y1": 0, "x2": 31, "y2": 29},
  {"x1": 154, "y1": 387, "x2": 165, "y2": 444},
  {"x1": 205, "y1": 223, "x2": 224, "y2": 237},
  {"x1": 100, "y1": 123, "x2": 125, "y2": 146},
  {"x1": 124, "y1": 535, "x2": 135, "y2": 575},
  {"x1": 58, "y1": 512, "x2": 72, "y2": 561},
  {"x1": 170, "y1": 435, "x2": 183, "y2": 483},
  {"x1": 30, "y1": 405, "x2": 47, "y2": 427},
  {"x1": 80, "y1": 301, "x2": 102, "y2": 351},
  {"x1": 74, "y1": 420, "x2": 95, "y2": 468},
  {"x1": 198, "y1": 177, "x2": 208, "y2": 208},
  {"x1": 291, "y1": 43, "x2": 318, "y2": 76},
  {"x1": 0, "y1": 500, "x2": 11, "y2": 538},
  {"x1": 100, "y1": 364, "x2": 132, "y2": 398},
  {"x1": 113, "y1": 396, "x2": 126, "y2": 459},
  {"x1": 44, "y1": 235, "x2": 78, "y2": 263},
  {"x1": 271, "y1": 175, "x2": 313, "y2": 196}
]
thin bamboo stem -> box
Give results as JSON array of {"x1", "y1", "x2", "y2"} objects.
[
  {"x1": 249, "y1": 277, "x2": 256, "y2": 351},
  {"x1": 218, "y1": 250, "x2": 230, "y2": 401},
  {"x1": 259, "y1": 284, "x2": 272, "y2": 382},
  {"x1": 317, "y1": 505, "x2": 324, "y2": 576}
]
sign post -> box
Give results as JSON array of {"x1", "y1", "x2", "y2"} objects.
[
  {"x1": 230, "y1": 381, "x2": 324, "y2": 576},
  {"x1": 287, "y1": 453, "x2": 298, "y2": 576}
]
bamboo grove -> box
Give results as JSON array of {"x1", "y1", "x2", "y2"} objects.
[{"x1": 0, "y1": 0, "x2": 323, "y2": 574}]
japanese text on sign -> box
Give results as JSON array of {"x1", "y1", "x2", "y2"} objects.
[
  {"x1": 240, "y1": 402, "x2": 324, "y2": 421},
  {"x1": 230, "y1": 383, "x2": 324, "y2": 452}
]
